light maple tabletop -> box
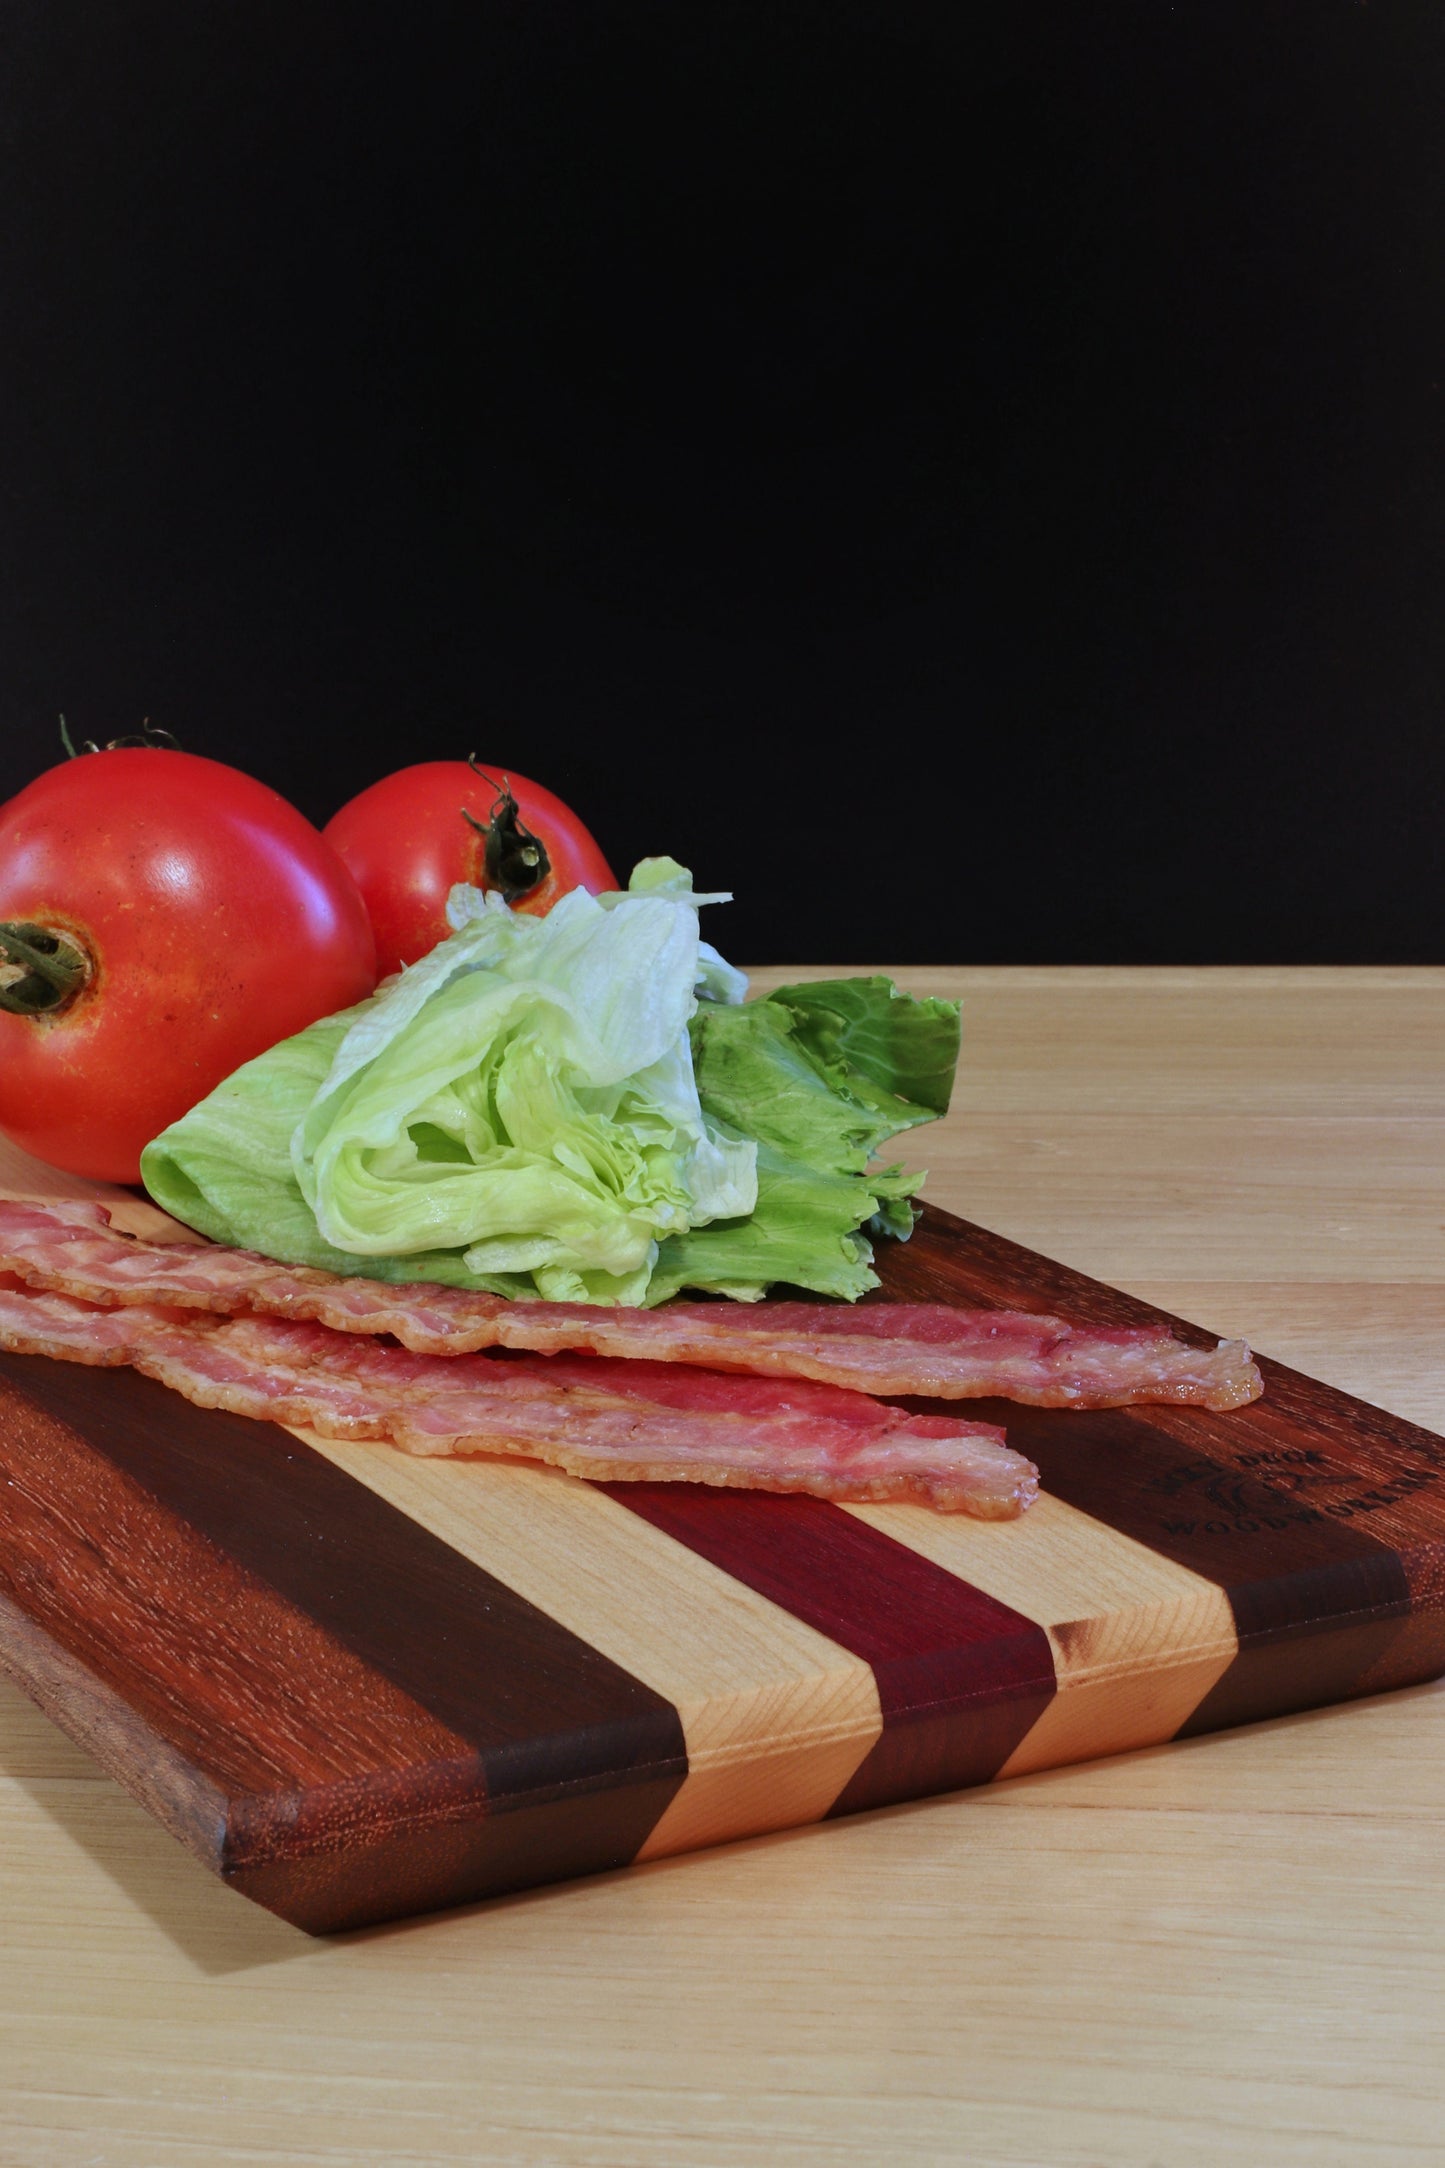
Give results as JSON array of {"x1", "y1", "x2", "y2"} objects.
[{"x1": 1, "y1": 966, "x2": 1442, "y2": 2168}]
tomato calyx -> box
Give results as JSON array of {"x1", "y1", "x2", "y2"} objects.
[
  {"x1": 0, "y1": 921, "x2": 93, "y2": 1019},
  {"x1": 461, "y1": 760, "x2": 553, "y2": 904},
  {"x1": 58, "y1": 714, "x2": 180, "y2": 758}
]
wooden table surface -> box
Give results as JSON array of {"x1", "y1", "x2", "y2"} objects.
[{"x1": 2, "y1": 966, "x2": 1442, "y2": 2168}]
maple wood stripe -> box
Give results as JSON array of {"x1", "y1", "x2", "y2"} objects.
[
  {"x1": 843, "y1": 1493, "x2": 1238, "y2": 1776},
  {"x1": 969, "y1": 1397, "x2": 1415, "y2": 1733},
  {"x1": 294, "y1": 1433, "x2": 885, "y2": 1860},
  {"x1": 0, "y1": 1353, "x2": 687, "y2": 1925},
  {"x1": 604, "y1": 1485, "x2": 1056, "y2": 1817},
  {"x1": 875, "y1": 1207, "x2": 1430, "y2": 1723}
]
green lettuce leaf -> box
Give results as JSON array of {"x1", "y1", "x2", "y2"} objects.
[
  {"x1": 767, "y1": 975, "x2": 961, "y2": 1119},
  {"x1": 645, "y1": 1139, "x2": 921, "y2": 1304},
  {"x1": 644, "y1": 976, "x2": 960, "y2": 1302}
]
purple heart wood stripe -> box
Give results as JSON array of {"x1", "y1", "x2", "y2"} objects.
[
  {"x1": 602, "y1": 1484, "x2": 1059, "y2": 1816},
  {"x1": 4, "y1": 1197, "x2": 1445, "y2": 1935}
]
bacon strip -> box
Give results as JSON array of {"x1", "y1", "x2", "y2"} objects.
[
  {"x1": 0, "y1": 1199, "x2": 1262, "y2": 1411},
  {"x1": 0, "y1": 1279, "x2": 1038, "y2": 1517}
]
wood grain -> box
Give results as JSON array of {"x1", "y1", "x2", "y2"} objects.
[
  {"x1": 844, "y1": 1492, "x2": 1238, "y2": 1776},
  {"x1": 1, "y1": 969, "x2": 1444, "y2": 2165},
  {"x1": 3, "y1": 1155, "x2": 1443, "y2": 1931},
  {"x1": 296, "y1": 1438, "x2": 885, "y2": 1859},
  {"x1": 0, "y1": 1349, "x2": 688, "y2": 1931},
  {"x1": 607, "y1": 1483, "x2": 1059, "y2": 1815}
]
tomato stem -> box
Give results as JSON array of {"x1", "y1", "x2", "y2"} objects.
[
  {"x1": 0, "y1": 922, "x2": 93, "y2": 1018},
  {"x1": 461, "y1": 758, "x2": 552, "y2": 903},
  {"x1": 58, "y1": 713, "x2": 180, "y2": 757}
]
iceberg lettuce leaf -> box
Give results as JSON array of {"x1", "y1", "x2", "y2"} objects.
[
  {"x1": 143, "y1": 868, "x2": 756, "y2": 1304},
  {"x1": 141, "y1": 887, "x2": 960, "y2": 1308},
  {"x1": 139, "y1": 1004, "x2": 536, "y2": 1293}
]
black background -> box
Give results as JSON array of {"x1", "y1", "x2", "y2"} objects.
[{"x1": 3, "y1": 2, "x2": 1443, "y2": 963}]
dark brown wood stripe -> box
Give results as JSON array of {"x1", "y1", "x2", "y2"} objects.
[
  {"x1": 962, "y1": 1397, "x2": 1414, "y2": 1733},
  {"x1": 0, "y1": 1353, "x2": 687, "y2": 1929},
  {"x1": 603, "y1": 1484, "x2": 1056, "y2": 1817},
  {"x1": 876, "y1": 1202, "x2": 1204, "y2": 1334},
  {"x1": 1162, "y1": 1364, "x2": 1445, "y2": 1724},
  {"x1": 878, "y1": 1206, "x2": 1444, "y2": 1731}
]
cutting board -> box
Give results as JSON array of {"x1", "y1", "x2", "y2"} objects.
[{"x1": 2, "y1": 1155, "x2": 1444, "y2": 1935}]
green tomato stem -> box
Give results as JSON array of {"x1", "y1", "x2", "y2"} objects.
[{"x1": 0, "y1": 922, "x2": 93, "y2": 1018}]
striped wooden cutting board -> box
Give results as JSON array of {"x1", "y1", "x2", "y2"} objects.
[{"x1": 2, "y1": 1151, "x2": 1444, "y2": 1935}]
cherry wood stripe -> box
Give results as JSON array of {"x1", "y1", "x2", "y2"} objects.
[
  {"x1": 604, "y1": 1486, "x2": 1057, "y2": 1817},
  {"x1": 0, "y1": 1353, "x2": 687, "y2": 1930},
  {"x1": 0, "y1": 1363, "x2": 476, "y2": 1801},
  {"x1": 0, "y1": 1361, "x2": 499, "y2": 1930},
  {"x1": 1192, "y1": 1356, "x2": 1445, "y2": 1704},
  {"x1": 1153, "y1": 1372, "x2": 1445, "y2": 1728},
  {"x1": 294, "y1": 1435, "x2": 885, "y2": 1860}
]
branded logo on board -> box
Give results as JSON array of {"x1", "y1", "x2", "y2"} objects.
[{"x1": 1148, "y1": 1444, "x2": 1441, "y2": 1539}]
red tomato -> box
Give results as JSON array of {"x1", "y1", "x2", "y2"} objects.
[
  {"x1": 323, "y1": 761, "x2": 617, "y2": 978},
  {"x1": 0, "y1": 748, "x2": 377, "y2": 1183}
]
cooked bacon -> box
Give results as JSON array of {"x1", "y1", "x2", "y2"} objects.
[
  {"x1": 0, "y1": 1199, "x2": 1262, "y2": 1410},
  {"x1": 0, "y1": 1279, "x2": 1038, "y2": 1516}
]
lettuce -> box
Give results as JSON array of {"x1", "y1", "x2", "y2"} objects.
[
  {"x1": 645, "y1": 978, "x2": 960, "y2": 1302},
  {"x1": 143, "y1": 865, "x2": 755, "y2": 1304},
  {"x1": 141, "y1": 879, "x2": 961, "y2": 1308}
]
